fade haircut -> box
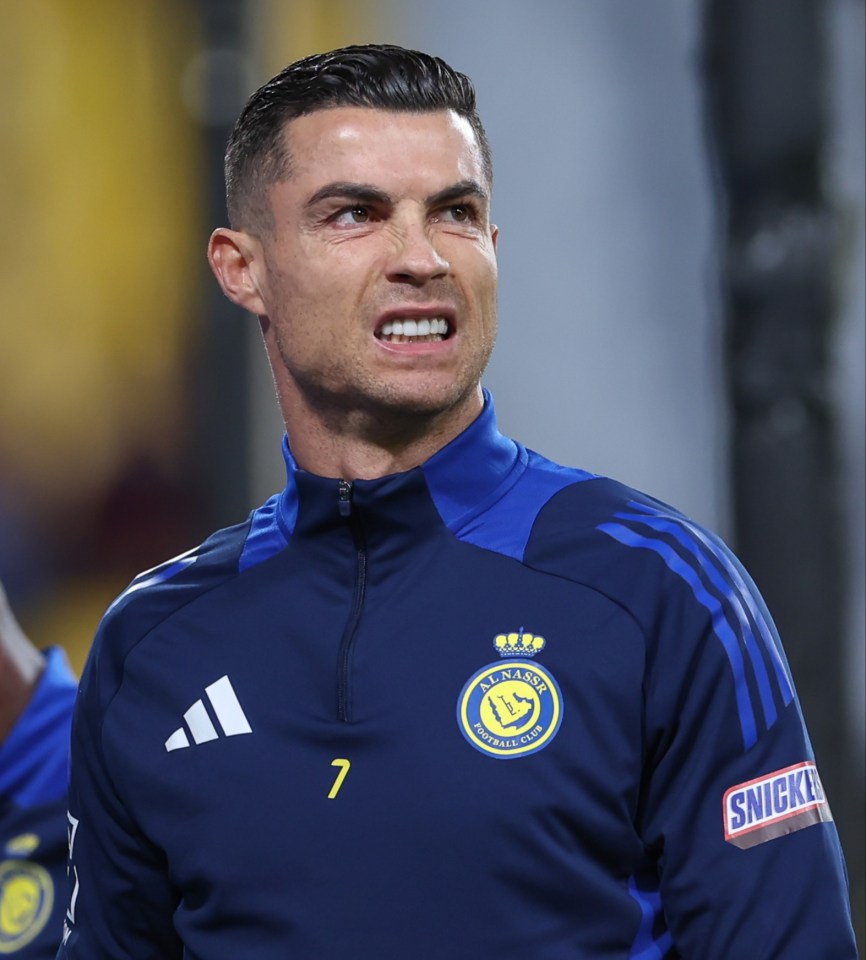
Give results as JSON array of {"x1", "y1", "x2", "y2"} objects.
[{"x1": 224, "y1": 43, "x2": 492, "y2": 232}]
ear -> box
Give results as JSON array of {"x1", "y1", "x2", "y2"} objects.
[
  {"x1": 207, "y1": 228, "x2": 267, "y2": 316},
  {"x1": 490, "y1": 224, "x2": 499, "y2": 250}
]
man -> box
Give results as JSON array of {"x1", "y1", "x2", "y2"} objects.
[
  {"x1": 0, "y1": 581, "x2": 76, "y2": 957},
  {"x1": 58, "y1": 44, "x2": 858, "y2": 958}
]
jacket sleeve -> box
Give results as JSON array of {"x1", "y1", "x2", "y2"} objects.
[
  {"x1": 634, "y1": 531, "x2": 858, "y2": 958},
  {"x1": 56, "y1": 626, "x2": 182, "y2": 959}
]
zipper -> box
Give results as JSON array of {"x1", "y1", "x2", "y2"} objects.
[
  {"x1": 338, "y1": 479, "x2": 352, "y2": 517},
  {"x1": 336, "y1": 480, "x2": 367, "y2": 722}
]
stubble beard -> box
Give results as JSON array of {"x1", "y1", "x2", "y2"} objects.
[{"x1": 272, "y1": 323, "x2": 495, "y2": 448}]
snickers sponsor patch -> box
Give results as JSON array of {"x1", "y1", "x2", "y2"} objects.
[{"x1": 723, "y1": 761, "x2": 833, "y2": 850}]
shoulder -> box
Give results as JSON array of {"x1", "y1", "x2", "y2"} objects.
[
  {"x1": 524, "y1": 455, "x2": 706, "y2": 560},
  {"x1": 105, "y1": 520, "x2": 247, "y2": 628},
  {"x1": 468, "y1": 443, "x2": 710, "y2": 565},
  {"x1": 92, "y1": 486, "x2": 295, "y2": 662},
  {"x1": 503, "y1": 450, "x2": 758, "y2": 634},
  {"x1": 521, "y1": 452, "x2": 734, "y2": 590},
  {"x1": 79, "y1": 516, "x2": 257, "y2": 716}
]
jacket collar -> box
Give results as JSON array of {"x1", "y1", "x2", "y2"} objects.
[{"x1": 275, "y1": 390, "x2": 527, "y2": 537}]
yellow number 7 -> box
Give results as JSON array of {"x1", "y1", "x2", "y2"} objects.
[{"x1": 328, "y1": 758, "x2": 351, "y2": 799}]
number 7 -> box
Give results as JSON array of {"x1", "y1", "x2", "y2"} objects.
[{"x1": 328, "y1": 758, "x2": 351, "y2": 799}]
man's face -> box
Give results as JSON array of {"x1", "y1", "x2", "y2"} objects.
[{"x1": 248, "y1": 107, "x2": 498, "y2": 425}]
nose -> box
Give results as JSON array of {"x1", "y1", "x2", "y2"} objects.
[{"x1": 386, "y1": 221, "x2": 450, "y2": 285}]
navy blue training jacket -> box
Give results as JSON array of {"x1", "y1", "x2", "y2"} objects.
[{"x1": 58, "y1": 395, "x2": 857, "y2": 958}]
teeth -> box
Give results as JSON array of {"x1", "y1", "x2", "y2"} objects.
[{"x1": 380, "y1": 317, "x2": 449, "y2": 339}]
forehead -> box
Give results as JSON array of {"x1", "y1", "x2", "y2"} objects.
[{"x1": 280, "y1": 107, "x2": 488, "y2": 194}]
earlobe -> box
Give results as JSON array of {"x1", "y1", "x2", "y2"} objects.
[{"x1": 207, "y1": 228, "x2": 267, "y2": 315}]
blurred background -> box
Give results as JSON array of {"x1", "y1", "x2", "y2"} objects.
[{"x1": 1, "y1": 0, "x2": 862, "y2": 946}]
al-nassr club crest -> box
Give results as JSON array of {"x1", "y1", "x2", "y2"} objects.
[
  {"x1": 457, "y1": 629, "x2": 563, "y2": 759},
  {"x1": 0, "y1": 847, "x2": 53, "y2": 954}
]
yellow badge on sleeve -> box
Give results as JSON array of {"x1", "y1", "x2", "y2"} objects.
[{"x1": 0, "y1": 860, "x2": 54, "y2": 953}]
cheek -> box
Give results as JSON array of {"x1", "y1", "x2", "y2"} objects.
[
  {"x1": 481, "y1": 244, "x2": 499, "y2": 283},
  {"x1": 291, "y1": 250, "x2": 375, "y2": 307},
  {"x1": 471, "y1": 255, "x2": 499, "y2": 312},
  {"x1": 269, "y1": 269, "x2": 340, "y2": 327},
  {"x1": 270, "y1": 272, "x2": 361, "y2": 355},
  {"x1": 453, "y1": 240, "x2": 497, "y2": 284}
]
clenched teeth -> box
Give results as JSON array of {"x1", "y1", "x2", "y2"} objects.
[{"x1": 378, "y1": 317, "x2": 450, "y2": 342}]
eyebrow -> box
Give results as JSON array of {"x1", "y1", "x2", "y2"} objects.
[
  {"x1": 426, "y1": 180, "x2": 489, "y2": 207},
  {"x1": 305, "y1": 182, "x2": 391, "y2": 209},
  {"x1": 305, "y1": 179, "x2": 489, "y2": 210}
]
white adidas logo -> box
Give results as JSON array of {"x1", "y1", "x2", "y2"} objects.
[{"x1": 165, "y1": 675, "x2": 252, "y2": 752}]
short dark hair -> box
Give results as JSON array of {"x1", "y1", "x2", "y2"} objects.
[{"x1": 224, "y1": 43, "x2": 492, "y2": 231}]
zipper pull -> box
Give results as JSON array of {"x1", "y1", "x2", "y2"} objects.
[{"x1": 338, "y1": 479, "x2": 353, "y2": 517}]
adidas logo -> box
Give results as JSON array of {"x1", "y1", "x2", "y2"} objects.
[{"x1": 165, "y1": 675, "x2": 252, "y2": 752}]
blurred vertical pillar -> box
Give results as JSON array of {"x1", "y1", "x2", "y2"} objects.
[
  {"x1": 702, "y1": 0, "x2": 863, "y2": 939},
  {"x1": 192, "y1": 0, "x2": 255, "y2": 528}
]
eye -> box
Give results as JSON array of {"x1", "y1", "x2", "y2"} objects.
[
  {"x1": 334, "y1": 206, "x2": 371, "y2": 224},
  {"x1": 434, "y1": 204, "x2": 478, "y2": 225}
]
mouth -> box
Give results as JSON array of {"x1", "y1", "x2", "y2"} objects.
[{"x1": 376, "y1": 317, "x2": 451, "y2": 344}]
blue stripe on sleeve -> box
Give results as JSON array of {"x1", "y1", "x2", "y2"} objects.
[
  {"x1": 598, "y1": 521, "x2": 759, "y2": 750},
  {"x1": 624, "y1": 502, "x2": 794, "y2": 707},
  {"x1": 615, "y1": 511, "x2": 780, "y2": 730}
]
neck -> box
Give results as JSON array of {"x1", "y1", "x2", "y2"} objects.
[{"x1": 281, "y1": 387, "x2": 485, "y2": 480}]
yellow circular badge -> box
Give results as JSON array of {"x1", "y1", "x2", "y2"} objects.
[
  {"x1": 457, "y1": 660, "x2": 563, "y2": 758},
  {"x1": 0, "y1": 860, "x2": 54, "y2": 954}
]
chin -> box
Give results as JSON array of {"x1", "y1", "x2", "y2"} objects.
[{"x1": 372, "y1": 379, "x2": 479, "y2": 418}]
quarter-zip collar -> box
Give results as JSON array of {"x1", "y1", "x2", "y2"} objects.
[{"x1": 272, "y1": 390, "x2": 527, "y2": 543}]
